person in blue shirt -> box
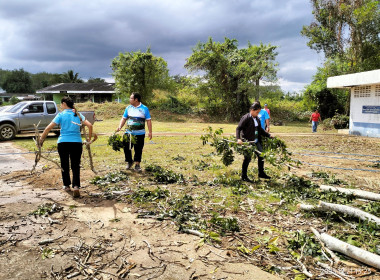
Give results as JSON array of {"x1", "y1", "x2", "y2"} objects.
[
  {"x1": 258, "y1": 107, "x2": 270, "y2": 132},
  {"x1": 40, "y1": 97, "x2": 93, "y2": 198},
  {"x1": 117, "y1": 92, "x2": 152, "y2": 172}
]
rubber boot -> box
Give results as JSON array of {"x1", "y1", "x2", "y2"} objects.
[
  {"x1": 241, "y1": 156, "x2": 253, "y2": 182},
  {"x1": 258, "y1": 157, "x2": 271, "y2": 179}
]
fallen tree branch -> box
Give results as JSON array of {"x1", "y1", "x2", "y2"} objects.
[
  {"x1": 31, "y1": 121, "x2": 42, "y2": 173},
  {"x1": 310, "y1": 227, "x2": 340, "y2": 266},
  {"x1": 181, "y1": 228, "x2": 204, "y2": 238},
  {"x1": 298, "y1": 201, "x2": 380, "y2": 226},
  {"x1": 320, "y1": 185, "x2": 380, "y2": 201},
  {"x1": 82, "y1": 126, "x2": 97, "y2": 173},
  {"x1": 316, "y1": 261, "x2": 353, "y2": 280},
  {"x1": 314, "y1": 229, "x2": 380, "y2": 269},
  {"x1": 38, "y1": 235, "x2": 64, "y2": 245}
]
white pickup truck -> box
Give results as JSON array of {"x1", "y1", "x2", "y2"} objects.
[{"x1": 0, "y1": 101, "x2": 95, "y2": 141}]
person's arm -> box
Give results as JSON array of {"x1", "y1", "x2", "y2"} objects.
[
  {"x1": 117, "y1": 118, "x2": 127, "y2": 131},
  {"x1": 146, "y1": 119, "x2": 152, "y2": 140},
  {"x1": 265, "y1": 119, "x2": 270, "y2": 132},
  {"x1": 236, "y1": 115, "x2": 247, "y2": 144},
  {"x1": 318, "y1": 115, "x2": 322, "y2": 122},
  {"x1": 82, "y1": 120, "x2": 93, "y2": 141},
  {"x1": 39, "y1": 122, "x2": 57, "y2": 146}
]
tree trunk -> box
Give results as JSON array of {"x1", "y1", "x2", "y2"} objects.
[
  {"x1": 318, "y1": 231, "x2": 380, "y2": 269},
  {"x1": 298, "y1": 201, "x2": 380, "y2": 226},
  {"x1": 320, "y1": 185, "x2": 380, "y2": 201}
]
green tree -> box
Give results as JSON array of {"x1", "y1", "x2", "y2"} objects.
[
  {"x1": 185, "y1": 37, "x2": 278, "y2": 121},
  {"x1": 111, "y1": 48, "x2": 170, "y2": 103},
  {"x1": 301, "y1": 0, "x2": 380, "y2": 72},
  {"x1": 60, "y1": 70, "x2": 84, "y2": 83},
  {"x1": 87, "y1": 77, "x2": 106, "y2": 83},
  {"x1": 304, "y1": 58, "x2": 350, "y2": 117},
  {"x1": 1, "y1": 68, "x2": 34, "y2": 93},
  {"x1": 31, "y1": 72, "x2": 62, "y2": 90}
]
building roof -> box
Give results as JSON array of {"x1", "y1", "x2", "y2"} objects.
[
  {"x1": 36, "y1": 83, "x2": 115, "y2": 94},
  {"x1": 327, "y1": 69, "x2": 380, "y2": 88}
]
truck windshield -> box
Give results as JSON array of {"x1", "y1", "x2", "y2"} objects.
[{"x1": 7, "y1": 102, "x2": 26, "y2": 113}]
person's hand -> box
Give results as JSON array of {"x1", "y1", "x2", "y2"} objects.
[
  {"x1": 116, "y1": 127, "x2": 121, "y2": 132},
  {"x1": 39, "y1": 138, "x2": 44, "y2": 147},
  {"x1": 148, "y1": 132, "x2": 152, "y2": 140},
  {"x1": 266, "y1": 127, "x2": 270, "y2": 133},
  {"x1": 237, "y1": 139, "x2": 243, "y2": 145}
]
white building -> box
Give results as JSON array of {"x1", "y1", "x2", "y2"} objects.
[{"x1": 327, "y1": 69, "x2": 380, "y2": 138}]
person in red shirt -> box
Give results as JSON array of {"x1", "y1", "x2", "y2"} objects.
[
  {"x1": 310, "y1": 109, "x2": 322, "y2": 132},
  {"x1": 264, "y1": 104, "x2": 270, "y2": 117}
]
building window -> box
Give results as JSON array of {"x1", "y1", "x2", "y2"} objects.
[
  {"x1": 353, "y1": 86, "x2": 371, "y2": 98},
  {"x1": 376, "y1": 85, "x2": 380, "y2": 97}
]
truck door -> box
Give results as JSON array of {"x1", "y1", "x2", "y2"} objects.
[
  {"x1": 18, "y1": 102, "x2": 45, "y2": 130},
  {"x1": 45, "y1": 102, "x2": 58, "y2": 126}
]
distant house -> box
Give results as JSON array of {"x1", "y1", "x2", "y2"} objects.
[
  {"x1": 327, "y1": 69, "x2": 380, "y2": 138},
  {"x1": 0, "y1": 93, "x2": 41, "y2": 103},
  {"x1": 36, "y1": 83, "x2": 115, "y2": 104}
]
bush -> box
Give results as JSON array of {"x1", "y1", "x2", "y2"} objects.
[
  {"x1": 10, "y1": 96, "x2": 20, "y2": 105},
  {"x1": 331, "y1": 113, "x2": 349, "y2": 129},
  {"x1": 150, "y1": 90, "x2": 194, "y2": 114}
]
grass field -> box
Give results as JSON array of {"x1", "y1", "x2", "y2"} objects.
[{"x1": 10, "y1": 115, "x2": 380, "y2": 279}]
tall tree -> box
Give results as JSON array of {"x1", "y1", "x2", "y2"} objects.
[
  {"x1": 87, "y1": 77, "x2": 106, "y2": 83},
  {"x1": 301, "y1": 0, "x2": 380, "y2": 72},
  {"x1": 111, "y1": 48, "x2": 170, "y2": 103},
  {"x1": 60, "y1": 70, "x2": 84, "y2": 83},
  {"x1": 185, "y1": 37, "x2": 278, "y2": 121},
  {"x1": 1, "y1": 68, "x2": 34, "y2": 93},
  {"x1": 31, "y1": 72, "x2": 62, "y2": 90}
]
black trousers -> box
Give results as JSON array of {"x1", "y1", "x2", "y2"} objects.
[
  {"x1": 58, "y1": 142, "x2": 83, "y2": 188},
  {"x1": 242, "y1": 141, "x2": 265, "y2": 177},
  {"x1": 123, "y1": 134, "x2": 145, "y2": 163}
]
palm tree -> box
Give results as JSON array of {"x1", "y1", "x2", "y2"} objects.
[{"x1": 61, "y1": 70, "x2": 84, "y2": 83}]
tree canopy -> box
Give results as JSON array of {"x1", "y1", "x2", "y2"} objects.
[
  {"x1": 60, "y1": 70, "x2": 84, "y2": 83},
  {"x1": 111, "y1": 48, "x2": 170, "y2": 103},
  {"x1": 0, "y1": 68, "x2": 34, "y2": 93},
  {"x1": 185, "y1": 37, "x2": 278, "y2": 121},
  {"x1": 301, "y1": 0, "x2": 380, "y2": 72}
]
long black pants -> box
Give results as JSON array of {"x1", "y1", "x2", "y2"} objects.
[
  {"x1": 242, "y1": 141, "x2": 265, "y2": 177},
  {"x1": 58, "y1": 142, "x2": 83, "y2": 188},
  {"x1": 123, "y1": 134, "x2": 145, "y2": 163}
]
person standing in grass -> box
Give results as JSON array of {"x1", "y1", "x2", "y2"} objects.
[
  {"x1": 116, "y1": 92, "x2": 152, "y2": 172},
  {"x1": 40, "y1": 96, "x2": 93, "y2": 198},
  {"x1": 258, "y1": 105, "x2": 270, "y2": 132},
  {"x1": 236, "y1": 102, "x2": 273, "y2": 182},
  {"x1": 310, "y1": 109, "x2": 322, "y2": 133},
  {"x1": 264, "y1": 104, "x2": 270, "y2": 117}
]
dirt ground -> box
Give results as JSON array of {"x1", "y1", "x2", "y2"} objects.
[
  {"x1": 0, "y1": 142, "x2": 280, "y2": 280},
  {"x1": 0, "y1": 132, "x2": 379, "y2": 280}
]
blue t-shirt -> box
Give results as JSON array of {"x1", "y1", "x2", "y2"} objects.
[
  {"x1": 258, "y1": 109, "x2": 270, "y2": 129},
  {"x1": 52, "y1": 109, "x2": 85, "y2": 143},
  {"x1": 122, "y1": 103, "x2": 151, "y2": 135}
]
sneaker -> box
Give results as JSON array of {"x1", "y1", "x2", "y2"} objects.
[
  {"x1": 126, "y1": 162, "x2": 134, "y2": 169},
  {"x1": 258, "y1": 173, "x2": 271, "y2": 179},
  {"x1": 73, "y1": 187, "x2": 80, "y2": 198},
  {"x1": 134, "y1": 165, "x2": 142, "y2": 172},
  {"x1": 62, "y1": 186, "x2": 71, "y2": 191}
]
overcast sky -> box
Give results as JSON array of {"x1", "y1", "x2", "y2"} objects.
[{"x1": 0, "y1": 0, "x2": 324, "y2": 93}]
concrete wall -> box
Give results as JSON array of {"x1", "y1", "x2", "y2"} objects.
[{"x1": 349, "y1": 84, "x2": 380, "y2": 138}]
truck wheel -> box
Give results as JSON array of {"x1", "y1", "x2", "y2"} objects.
[{"x1": 0, "y1": 124, "x2": 16, "y2": 141}]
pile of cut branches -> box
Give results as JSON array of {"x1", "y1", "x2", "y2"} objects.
[
  {"x1": 108, "y1": 133, "x2": 136, "y2": 151},
  {"x1": 200, "y1": 126, "x2": 298, "y2": 167}
]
